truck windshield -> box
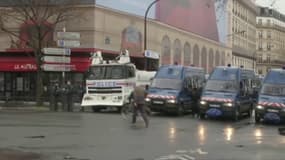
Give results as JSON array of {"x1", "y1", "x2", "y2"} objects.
[
  {"x1": 151, "y1": 78, "x2": 182, "y2": 90},
  {"x1": 205, "y1": 80, "x2": 237, "y2": 93},
  {"x1": 260, "y1": 84, "x2": 285, "y2": 96},
  {"x1": 88, "y1": 66, "x2": 126, "y2": 80}
]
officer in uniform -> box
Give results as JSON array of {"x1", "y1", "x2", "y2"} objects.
[
  {"x1": 62, "y1": 81, "x2": 74, "y2": 112},
  {"x1": 50, "y1": 82, "x2": 60, "y2": 111}
]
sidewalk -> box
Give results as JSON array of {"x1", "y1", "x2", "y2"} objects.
[
  {"x1": 0, "y1": 101, "x2": 50, "y2": 112},
  {"x1": 0, "y1": 101, "x2": 82, "y2": 112}
]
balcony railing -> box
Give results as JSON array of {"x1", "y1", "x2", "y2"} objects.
[{"x1": 256, "y1": 23, "x2": 285, "y2": 32}]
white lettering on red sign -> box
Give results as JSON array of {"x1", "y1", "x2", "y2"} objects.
[{"x1": 14, "y1": 64, "x2": 37, "y2": 70}]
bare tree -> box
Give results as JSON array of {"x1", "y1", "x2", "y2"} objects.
[{"x1": 0, "y1": 0, "x2": 83, "y2": 105}]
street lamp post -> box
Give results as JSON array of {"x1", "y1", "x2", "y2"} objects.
[
  {"x1": 144, "y1": 0, "x2": 160, "y2": 51},
  {"x1": 143, "y1": 0, "x2": 160, "y2": 70}
]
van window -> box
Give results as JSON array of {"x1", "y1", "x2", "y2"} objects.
[
  {"x1": 127, "y1": 66, "x2": 135, "y2": 78},
  {"x1": 156, "y1": 66, "x2": 182, "y2": 79},
  {"x1": 209, "y1": 68, "x2": 238, "y2": 81},
  {"x1": 151, "y1": 78, "x2": 182, "y2": 90},
  {"x1": 264, "y1": 71, "x2": 285, "y2": 84},
  {"x1": 205, "y1": 80, "x2": 237, "y2": 93},
  {"x1": 261, "y1": 84, "x2": 285, "y2": 96}
]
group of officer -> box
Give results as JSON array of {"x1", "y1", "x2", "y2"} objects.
[{"x1": 49, "y1": 80, "x2": 82, "y2": 112}]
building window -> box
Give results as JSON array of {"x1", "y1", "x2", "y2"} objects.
[
  {"x1": 161, "y1": 35, "x2": 171, "y2": 65},
  {"x1": 266, "y1": 55, "x2": 271, "y2": 63},
  {"x1": 267, "y1": 43, "x2": 272, "y2": 50},
  {"x1": 258, "y1": 41, "x2": 262, "y2": 50},
  {"x1": 258, "y1": 19, "x2": 262, "y2": 25},
  {"x1": 173, "y1": 39, "x2": 182, "y2": 64},
  {"x1": 257, "y1": 54, "x2": 262, "y2": 63},
  {"x1": 183, "y1": 42, "x2": 191, "y2": 65},
  {"x1": 267, "y1": 31, "x2": 271, "y2": 39},
  {"x1": 267, "y1": 19, "x2": 271, "y2": 25},
  {"x1": 0, "y1": 73, "x2": 3, "y2": 92},
  {"x1": 105, "y1": 36, "x2": 111, "y2": 44},
  {"x1": 258, "y1": 31, "x2": 263, "y2": 38}
]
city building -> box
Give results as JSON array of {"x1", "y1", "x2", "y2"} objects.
[
  {"x1": 0, "y1": 1, "x2": 230, "y2": 101},
  {"x1": 226, "y1": 0, "x2": 258, "y2": 70},
  {"x1": 256, "y1": 7, "x2": 285, "y2": 75}
]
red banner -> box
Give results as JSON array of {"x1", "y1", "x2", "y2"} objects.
[{"x1": 155, "y1": 0, "x2": 219, "y2": 42}]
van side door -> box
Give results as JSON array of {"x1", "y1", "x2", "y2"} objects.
[{"x1": 239, "y1": 79, "x2": 252, "y2": 112}]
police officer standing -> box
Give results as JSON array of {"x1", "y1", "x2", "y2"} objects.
[
  {"x1": 49, "y1": 81, "x2": 60, "y2": 111},
  {"x1": 62, "y1": 80, "x2": 74, "y2": 112}
]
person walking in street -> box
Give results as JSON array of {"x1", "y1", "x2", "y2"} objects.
[{"x1": 131, "y1": 85, "x2": 149, "y2": 128}]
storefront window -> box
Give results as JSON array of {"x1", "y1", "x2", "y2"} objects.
[
  {"x1": 16, "y1": 77, "x2": 23, "y2": 91},
  {"x1": 0, "y1": 73, "x2": 4, "y2": 92}
]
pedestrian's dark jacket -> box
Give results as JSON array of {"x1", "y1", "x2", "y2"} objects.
[
  {"x1": 51, "y1": 84, "x2": 60, "y2": 96},
  {"x1": 133, "y1": 86, "x2": 146, "y2": 105}
]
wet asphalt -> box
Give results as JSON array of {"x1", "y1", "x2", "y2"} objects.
[{"x1": 0, "y1": 111, "x2": 284, "y2": 160}]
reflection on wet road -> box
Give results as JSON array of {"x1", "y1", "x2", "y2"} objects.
[{"x1": 0, "y1": 112, "x2": 284, "y2": 160}]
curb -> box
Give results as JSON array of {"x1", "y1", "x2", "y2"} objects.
[{"x1": 0, "y1": 106, "x2": 50, "y2": 112}]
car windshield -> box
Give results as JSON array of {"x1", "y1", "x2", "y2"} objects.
[
  {"x1": 151, "y1": 78, "x2": 182, "y2": 90},
  {"x1": 205, "y1": 80, "x2": 237, "y2": 92},
  {"x1": 260, "y1": 83, "x2": 285, "y2": 96},
  {"x1": 88, "y1": 66, "x2": 126, "y2": 80}
]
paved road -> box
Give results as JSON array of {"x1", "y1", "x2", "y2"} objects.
[{"x1": 0, "y1": 111, "x2": 284, "y2": 160}]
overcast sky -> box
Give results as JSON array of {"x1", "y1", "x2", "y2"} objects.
[{"x1": 256, "y1": 0, "x2": 285, "y2": 14}]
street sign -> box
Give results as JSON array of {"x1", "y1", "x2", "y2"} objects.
[
  {"x1": 57, "y1": 40, "x2": 80, "y2": 48},
  {"x1": 43, "y1": 48, "x2": 71, "y2": 55},
  {"x1": 57, "y1": 32, "x2": 80, "y2": 39},
  {"x1": 41, "y1": 64, "x2": 75, "y2": 72},
  {"x1": 42, "y1": 56, "x2": 71, "y2": 63},
  {"x1": 144, "y1": 50, "x2": 160, "y2": 59}
]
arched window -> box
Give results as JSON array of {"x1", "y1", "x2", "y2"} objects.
[
  {"x1": 208, "y1": 48, "x2": 214, "y2": 72},
  {"x1": 173, "y1": 39, "x2": 182, "y2": 64},
  {"x1": 161, "y1": 35, "x2": 171, "y2": 65},
  {"x1": 221, "y1": 51, "x2": 226, "y2": 66},
  {"x1": 201, "y1": 47, "x2": 207, "y2": 69},
  {"x1": 183, "y1": 42, "x2": 191, "y2": 65},
  {"x1": 215, "y1": 50, "x2": 220, "y2": 66},
  {"x1": 193, "y1": 44, "x2": 200, "y2": 67}
]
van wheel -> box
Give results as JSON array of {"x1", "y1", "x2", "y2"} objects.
[
  {"x1": 176, "y1": 106, "x2": 184, "y2": 116},
  {"x1": 255, "y1": 114, "x2": 261, "y2": 123},
  {"x1": 199, "y1": 113, "x2": 206, "y2": 119},
  {"x1": 233, "y1": 108, "x2": 240, "y2": 121},
  {"x1": 248, "y1": 104, "x2": 254, "y2": 117}
]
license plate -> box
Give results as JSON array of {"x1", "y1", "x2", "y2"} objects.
[
  {"x1": 209, "y1": 104, "x2": 221, "y2": 108},
  {"x1": 153, "y1": 101, "x2": 164, "y2": 104},
  {"x1": 268, "y1": 109, "x2": 279, "y2": 113}
]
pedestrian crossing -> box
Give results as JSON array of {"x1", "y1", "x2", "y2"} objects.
[
  {"x1": 154, "y1": 148, "x2": 208, "y2": 160},
  {"x1": 154, "y1": 154, "x2": 195, "y2": 160}
]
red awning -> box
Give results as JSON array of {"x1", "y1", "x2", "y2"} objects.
[
  {"x1": 0, "y1": 56, "x2": 90, "y2": 72},
  {"x1": 0, "y1": 57, "x2": 37, "y2": 72}
]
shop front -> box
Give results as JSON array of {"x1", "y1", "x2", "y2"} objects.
[{"x1": 0, "y1": 49, "x2": 91, "y2": 102}]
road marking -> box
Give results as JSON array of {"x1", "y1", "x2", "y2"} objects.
[
  {"x1": 180, "y1": 154, "x2": 195, "y2": 160},
  {"x1": 196, "y1": 148, "x2": 208, "y2": 155},
  {"x1": 189, "y1": 148, "x2": 208, "y2": 155},
  {"x1": 176, "y1": 150, "x2": 188, "y2": 154},
  {"x1": 154, "y1": 154, "x2": 195, "y2": 160}
]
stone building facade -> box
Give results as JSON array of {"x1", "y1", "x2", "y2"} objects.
[
  {"x1": 227, "y1": 0, "x2": 258, "y2": 70},
  {"x1": 256, "y1": 7, "x2": 285, "y2": 75}
]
